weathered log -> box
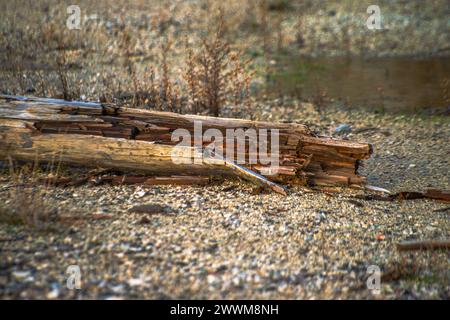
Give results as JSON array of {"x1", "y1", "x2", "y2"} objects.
[{"x1": 0, "y1": 95, "x2": 372, "y2": 191}]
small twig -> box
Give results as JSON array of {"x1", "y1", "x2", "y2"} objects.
[
  {"x1": 433, "y1": 206, "x2": 450, "y2": 212},
  {"x1": 353, "y1": 126, "x2": 378, "y2": 134},
  {"x1": 353, "y1": 189, "x2": 450, "y2": 203},
  {"x1": 397, "y1": 240, "x2": 450, "y2": 252}
]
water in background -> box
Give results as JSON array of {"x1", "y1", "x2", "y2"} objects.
[{"x1": 264, "y1": 55, "x2": 450, "y2": 114}]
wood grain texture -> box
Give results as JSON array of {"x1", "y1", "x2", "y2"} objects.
[{"x1": 0, "y1": 95, "x2": 373, "y2": 188}]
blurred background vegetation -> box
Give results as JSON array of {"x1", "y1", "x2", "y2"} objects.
[{"x1": 0, "y1": 0, "x2": 449, "y2": 115}]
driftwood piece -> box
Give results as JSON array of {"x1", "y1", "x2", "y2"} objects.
[{"x1": 0, "y1": 95, "x2": 373, "y2": 192}]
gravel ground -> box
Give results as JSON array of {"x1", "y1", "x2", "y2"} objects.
[
  {"x1": 1, "y1": 0, "x2": 448, "y2": 300},
  {"x1": 0, "y1": 103, "x2": 449, "y2": 299}
]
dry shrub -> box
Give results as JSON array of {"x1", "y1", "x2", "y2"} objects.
[
  {"x1": 55, "y1": 48, "x2": 81, "y2": 101},
  {"x1": 183, "y1": 12, "x2": 253, "y2": 116},
  {"x1": 108, "y1": 10, "x2": 253, "y2": 116},
  {"x1": 156, "y1": 37, "x2": 184, "y2": 112}
]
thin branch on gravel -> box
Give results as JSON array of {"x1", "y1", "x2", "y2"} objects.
[
  {"x1": 353, "y1": 189, "x2": 450, "y2": 203},
  {"x1": 397, "y1": 240, "x2": 450, "y2": 252},
  {"x1": 433, "y1": 206, "x2": 450, "y2": 212}
]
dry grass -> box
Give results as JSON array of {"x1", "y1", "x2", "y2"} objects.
[
  {"x1": 184, "y1": 11, "x2": 253, "y2": 116},
  {"x1": 89, "y1": 7, "x2": 254, "y2": 116},
  {"x1": 0, "y1": 160, "x2": 65, "y2": 232},
  {"x1": 0, "y1": 0, "x2": 299, "y2": 116},
  {"x1": 0, "y1": 187, "x2": 57, "y2": 230}
]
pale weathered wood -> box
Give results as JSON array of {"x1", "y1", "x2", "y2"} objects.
[
  {"x1": 0, "y1": 95, "x2": 373, "y2": 189},
  {"x1": 0, "y1": 126, "x2": 289, "y2": 194}
]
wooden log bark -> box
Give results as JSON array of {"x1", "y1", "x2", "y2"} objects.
[{"x1": 0, "y1": 95, "x2": 372, "y2": 190}]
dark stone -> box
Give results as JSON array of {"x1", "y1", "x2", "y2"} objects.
[{"x1": 128, "y1": 203, "x2": 172, "y2": 215}]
